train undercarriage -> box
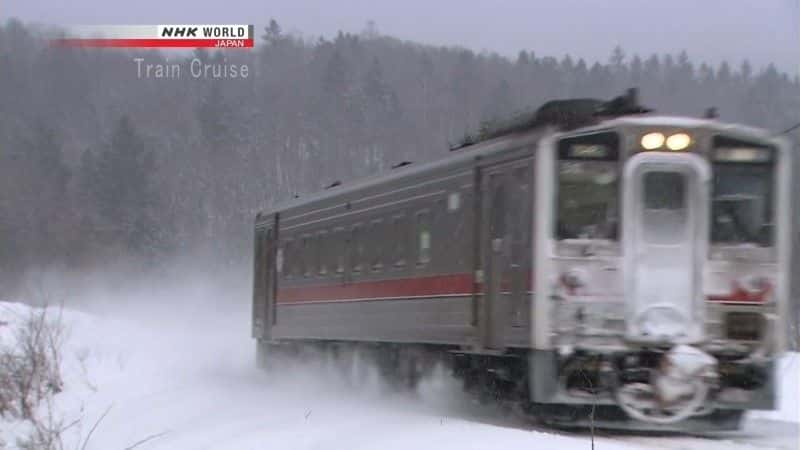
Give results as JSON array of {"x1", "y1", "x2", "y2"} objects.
[{"x1": 256, "y1": 339, "x2": 772, "y2": 432}]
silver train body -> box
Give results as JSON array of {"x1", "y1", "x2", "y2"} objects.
[{"x1": 253, "y1": 100, "x2": 794, "y2": 431}]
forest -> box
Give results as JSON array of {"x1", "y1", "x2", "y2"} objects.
[{"x1": 0, "y1": 18, "x2": 798, "y2": 290}]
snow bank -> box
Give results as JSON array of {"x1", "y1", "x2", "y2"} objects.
[
  {"x1": 1, "y1": 300, "x2": 637, "y2": 450},
  {"x1": 749, "y1": 352, "x2": 800, "y2": 424},
  {"x1": 2, "y1": 297, "x2": 797, "y2": 449}
]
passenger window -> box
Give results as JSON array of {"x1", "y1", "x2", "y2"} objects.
[
  {"x1": 448, "y1": 192, "x2": 461, "y2": 212},
  {"x1": 392, "y1": 214, "x2": 407, "y2": 267},
  {"x1": 317, "y1": 230, "x2": 328, "y2": 276},
  {"x1": 416, "y1": 211, "x2": 431, "y2": 265},
  {"x1": 282, "y1": 239, "x2": 293, "y2": 279},
  {"x1": 370, "y1": 219, "x2": 384, "y2": 272},
  {"x1": 334, "y1": 227, "x2": 346, "y2": 274},
  {"x1": 434, "y1": 198, "x2": 446, "y2": 224},
  {"x1": 301, "y1": 234, "x2": 311, "y2": 278},
  {"x1": 351, "y1": 225, "x2": 363, "y2": 274}
]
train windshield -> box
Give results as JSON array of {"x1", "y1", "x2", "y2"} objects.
[
  {"x1": 711, "y1": 164, "x2": 774, "y2": 246},
  {"x1": 711, "y1": 138, "x2": 775, "y2": 246},
  {"x1": 555, "y1": 132, "x2": 620, "y2": 240}
]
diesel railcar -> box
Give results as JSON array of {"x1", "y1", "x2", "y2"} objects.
[{"x1": 252, "y1": 90, "x2": 794, "y2": 431}]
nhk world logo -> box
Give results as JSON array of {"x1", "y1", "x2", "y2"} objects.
[
  {"x1": 158, "y1": 25, "x2": 249, "y2": 39},
  {"x1": 52, "y1": 25, "x2": 255, "y2": 49}
]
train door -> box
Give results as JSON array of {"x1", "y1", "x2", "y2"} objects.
[
  {"x1": 623, "y1": 153, "x2": 709, "y2": 344},
  {"x1": 252, "y1": 214, "x2": 278, "y2": 341},
  {"x1": 480, "y1": 159, "x2": 534, "y2": 349}
]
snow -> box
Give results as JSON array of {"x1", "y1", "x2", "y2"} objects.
[
  {"x1": 749, "y1": 352, "x2": 800, "y2": 424},
  {"x1": 1, "y1": 290, "x2": 798, "y2": 449}
]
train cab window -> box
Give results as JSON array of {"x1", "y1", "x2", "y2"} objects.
[
  {"x1": 392, "y1": 214, "x2": 408, "y2": 267},
  {"x1": 351, "y1": 224, "x2": 364, "y2": 274},
  {"x1": 556, "y1": 132, "x2": 620, "y2": 240},
  {"x1": 317, "y1": 230, "x2": 328, "y2": 276},
  {"x1": 370, "y1": 219, "x2": 384, "y2": 272},
  {"x1": 416, "y1": 211, "x2": 431, "y2": 265},
  {"x1": 711, "y1": 137, "x2": 775, "y2": 246},
  {"x1": 643, "y1": 172, "x2": 687, "y2": 245}
]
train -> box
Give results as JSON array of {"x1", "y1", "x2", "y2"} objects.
[{"x1": 252, "y1": 89, "x2": 795, "y2": 431}]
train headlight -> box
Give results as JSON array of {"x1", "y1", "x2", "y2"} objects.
[
  {"x1": 666, "y1": 133, "x2": 692, "y2": 151},
  {"x1": 641, "y1": 132, "x2": 665, "y2": 150}
]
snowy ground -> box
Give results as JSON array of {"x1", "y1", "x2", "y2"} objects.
[{"x1": 0, "y1": 286, "x2": 797, "y2": 450}]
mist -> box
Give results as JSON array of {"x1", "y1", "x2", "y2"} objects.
[{"x1": 2, "y1": 265, "x2": 526, "y2": 449}]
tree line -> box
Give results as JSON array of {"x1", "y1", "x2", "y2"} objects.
[{"x1": 0, "y1": 18, "x2": 798, "y2": 287}]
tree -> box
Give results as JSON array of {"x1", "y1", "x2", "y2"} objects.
[
  {"x1": 197, "y1": 81, "x2": 232, "y2": 147},
  {"x1": 740, "y1": 60, "x2": 752, "y2": 83},
  {"x1": 717, "y1": 61, "x2": 732, "y2": 85},
  {"x1": 482, "y1": 79, "x2": 513, "y2": 122},
  {"x1": 323, "y1": 50, "x2": 350, "y2": 99},
  {"x1": 516, "y1": 50, "x2": 530, "y2": 66},
  {"x1": 83, "y1": 116, "x2": 159, "y2": 256},
  {"x1": 362, "y1": 20, "x2": 379, "y2": 39},
  {"x1": 261, "y1": 19, "x2": 282, "y2": 46},
  {"x1": 630, "y1": 55, "x2": 643, "y2": 86},
  {"x1": 609, "y1": 45, "x2": 626, "y2": 72}
]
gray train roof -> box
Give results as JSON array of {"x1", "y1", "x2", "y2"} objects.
[
  {"x1": 257, "y1": 126, "x2": 550, "y2": 220},
  {"x1": 256, "y1": 114, "x2": 783, "y2": 222}
]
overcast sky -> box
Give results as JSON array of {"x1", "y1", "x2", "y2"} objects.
[{"x1": 7, "y1": 0, "x2": 799, "y2": 76}]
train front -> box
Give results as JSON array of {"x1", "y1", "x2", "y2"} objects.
[{"x1": 533, "y1": 116, "x2": 791, "y2": 430}]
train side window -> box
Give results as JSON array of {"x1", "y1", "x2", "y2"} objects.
[
  {"x1": 317, "y1": 230, "x2": 328, "y2": 276},
  {"x1": 370, "y1": 219, "x2": 384, "y2": 272},
  {"x1": 392, "y1": 214, "x2": 407, "y2": 267},
  {"x1": 301, "y1": 234, "x2": 311, "y2": 278},
  {"x1": 282, "y1": 239, "x2": 293, "y2": 279},
  {"x1": 416, "y1": 210, "x2": 431, "y2": 266},
  {"x1": 448, "y1": 192, "x2": 461, "y2": 212},
  {"x1": 491, "y1": 178, "x2": 507, "y2": 238},
  {"x1": 434, "y1": 198, "x2": 446, "y2": 224},
  {"x1": 310, "y1": 234, "x2": 319, "y2": 278},
  {"x1": 351, "y1": 224, "x2": 363, "y2": 274},
  {"x1": 333, "y1": 227, "x2": 346, "y2": 274}
]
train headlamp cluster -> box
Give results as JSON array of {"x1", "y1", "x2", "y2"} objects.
[{"x1": 640, "y1": 132, "x2": 692, "y2": 151}]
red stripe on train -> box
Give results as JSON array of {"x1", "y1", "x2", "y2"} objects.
[
  {"x1": 276, "y1": 273, "x2": 475, "y2": 303},
  {"x1": 276, "y1": 273, "x2": 769, "y2": 304},
  {"x1": 706, "y1": 283, "x2": 771, "y2": 303}
]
